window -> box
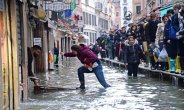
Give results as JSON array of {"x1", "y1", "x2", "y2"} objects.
[
  {"x1": 105, "y1": 8, "x2": 107, "y2": 13},
  {"x1": 124, "y1": 0, "x2": 127, "y2": 3},
  {"x1": 94, "y1": 15, "x2": 96, "y2": 26},
  {"x1": 116, "y1": 12, "x2": 119, "y2": 16},
  {"x1": 85, "y1": 0, "x2": 89, "y2": 5},
  {"x1": 91, "y1": 15, "x2": 93, "y2": 26},
  {"x1": 86, "y1": 13, "x2": 88, "y2": 24},
  {"x1": 123, "y1": 7, "x2": 127, "y2": 13},
  {"x1": 83, "y1": 12, "x2": 86, "y2": 24},
  {"x1": 89, "y1": 14, "x2": 91, "y2": 25},
  {"x1": 85, "y1": 12, "x2": 87, "y2": 24},
  {"x1": 136, "y1": 6, "x2": 141, "y2": 14}
]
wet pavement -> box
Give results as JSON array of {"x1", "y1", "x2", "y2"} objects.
[{"x1": 19, "y1": 58, "x2": 184, "y2": 110}]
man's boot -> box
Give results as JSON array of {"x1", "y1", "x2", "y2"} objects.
[
  {"x1": 176, "y1": 56, "x2": 181, "y2": 74},
  {"x1": 77, "y1": 72, "x2": 85, "y2": 89},
  {"x1": 144, "y1": 55, "x2": 149, "y2": 67},
  {"x1": 150, "y1": 56, "x2": 156, "y2": 70},
  {"x1": 180, "y1": 57, "x2": 184, "y2": 75},
  {"x1": 170, "y1": 59, "x2": 176, "y2": 73},
  {"x1": 157, "y1": 62, "x2": 162, "y2": 70},
  {"x1": 166, "y1": 57, "x2": 171, "y2": 72},
  {"x1": 161, "y1": 62, "x2": 167, "y2": 71}
]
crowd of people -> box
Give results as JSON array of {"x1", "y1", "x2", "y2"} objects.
[{"x1": 89, "y1": 2, "x2": 184, "y2": 76}]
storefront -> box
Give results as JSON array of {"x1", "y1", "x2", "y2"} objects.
[
  {"x1": 1, "y1": 0, "x2": 19, "y2": 109},
  {"x1": 0, "y1": 9, "x2": 5, "y2": 110},
  {"x1": 160, "y1": 6, "x2": 173, "y2": 17}
]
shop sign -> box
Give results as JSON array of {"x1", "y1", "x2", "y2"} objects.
[
  {"x1": 34, "y1": 38, "x2": 42, "y2": 47},
  {"x1": 46, "y1": 2, "x2": 70, "y2": 12},
  {"x1": 0, "y1": 0, "x2": 5, "y2": 12},
  {"x1": 78, "y1": 20, "x2": 84, "y2": 28},
  {"x1": 71, "y1": 28, "x2": 79, "y2": 32},
  {"x1": 48, "y1": 18, "x2": 56, "y2": 30}
]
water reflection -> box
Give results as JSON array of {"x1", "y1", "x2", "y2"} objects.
[{"x1": 20, "y1": 58, "x2": 184, "y2": 110}]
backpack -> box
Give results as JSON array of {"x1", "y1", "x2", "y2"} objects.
[
  {"x1": 92, "y1": 45, "x2": 99, "y2": 54},
  {"x1": 169, "y1": 19, "x2": 177, "y2": 39}
]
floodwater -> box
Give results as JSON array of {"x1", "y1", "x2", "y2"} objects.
[{"x1": 19, "y1": 58, "x2": 184, "y2": 110}]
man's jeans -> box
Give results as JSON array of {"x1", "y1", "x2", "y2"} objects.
[
  {"x1": 77, "y1": 59, "x2": 110, "y2": 88},
  {"x1": 108, "y1": 48, "x2": 112, "y2": 59}
]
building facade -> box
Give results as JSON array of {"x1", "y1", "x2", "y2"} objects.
[
  {"x1": 120, "y1": 0, "x2": 133, "y2": 27},
  {"x1": 132, "y1": 0, "x2": 141, "y2": 23},
  {"x1": 141, "y1": 0, "x2": 147, "y2": 17},
  {"x1": 146, "y1": 0, "x2": 182, "y2": 17},
  {"x1": 80, "y1": 0, "x2": 115, "y2": 44},
  {"x1": 113, "y1": 0, "x2": 121, "y2": 29}
]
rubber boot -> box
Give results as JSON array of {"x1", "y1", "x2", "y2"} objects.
[
  {"x1": 157, "y1": 62, "x2": 162, "y2": 70},
  {"x1": 77, "y1": 72, "x2": 85, "y2": 89},
  {"x1": 150, "y1": 56, "x2": 156, "y2": 70},
  {"x1": 176, "y1": 56, "x2": 181, "y2": 74},
  {"x1": 144, "y1": 55, "x2": 149, "y2": 67},
  {"x1": 170, "y1": 59, "x2": 176, "y2": 73},
  {"x1": 161, "y1": 62, "x2": 167, "y2": 71},
  {"x1": 180, "y1": 57, "x2": 184, "y2": 75},
  {"x1": 166, "y1": 57, "x2": 171, "y2": 72}
]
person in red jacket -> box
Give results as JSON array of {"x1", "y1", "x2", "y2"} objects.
[{"x1": 60, "y1": 44, "x2": 110, "y2": 89}]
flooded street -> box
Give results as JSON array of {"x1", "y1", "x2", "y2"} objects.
[{"x1": 20, "y1": 58, "x2": 184, "y2": 110}]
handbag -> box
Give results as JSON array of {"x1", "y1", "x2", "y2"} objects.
[
  {"x1": 158, "y1": 48, "x2": 168, "y2": 62},
  {"x1": 177, "y1": 13, "x2": 184, "y2": 39}
]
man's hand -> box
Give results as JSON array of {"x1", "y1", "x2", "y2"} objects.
[
  {"x1": 105, "y1": 45, "x2": 108, "y2": 49},
  {"x1": 19, "y1": 83, "x2": 26, "y2": 87},
  {"x1": 149, "y1": 44, "x2": 152, "y2": 48},
  {"x1": 60, "y1": 52, "x2": 65, "y2": 56},
  {"x1": 84, "y1": 64, "x2": 92, "y2": 71},
  {"x1": 167, "y1": 40, "x2": 170, "y2": 44},
  {"x1": 84, "y1": 64, "x2": 88, "y2": 68},
  {"x1": 125, "y1": 63, "x2": 128, "y2": 66},
  {"x1": 155, "y1": 45, "x2": 159, "y2": 48}
]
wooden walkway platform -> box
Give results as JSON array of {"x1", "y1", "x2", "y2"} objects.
[
  {"x1": 100, "y1": 58, "x2": 184, "y2": 86},
  {"x1": 34, "y1": 86, "x2": 77, "y2": 93}
]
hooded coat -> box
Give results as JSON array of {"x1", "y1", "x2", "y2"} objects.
[
  {"x1": 64, "y1": 44, "x2": 97, "y2": 67},
  {"x1": 124, "y1": 39, "x2": 144, "y2": 64},
  {"x1": 155, "y1": 23, "x2": 165, "y2": 47}
]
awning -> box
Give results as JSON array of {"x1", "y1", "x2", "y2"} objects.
[
  {"x1": 81, "y1": 34, "x2": 89, "y2": 39},
  {"x1": 78, "y1": 34, "x2": 89, "y2": 42},
  {"x1": 149, "y1": 7, "x2": 161, "y2": 13},
  {"x1": 160, "y1": 6, "x2": 173, "y2": 17}
]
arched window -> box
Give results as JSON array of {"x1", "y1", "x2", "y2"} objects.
[
  {"x1": 124, "y1": 0, "x2": 127, "y2": 3},
  {"x1": 123, "y1": 7, "x2": 127, "y2": 13}
]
